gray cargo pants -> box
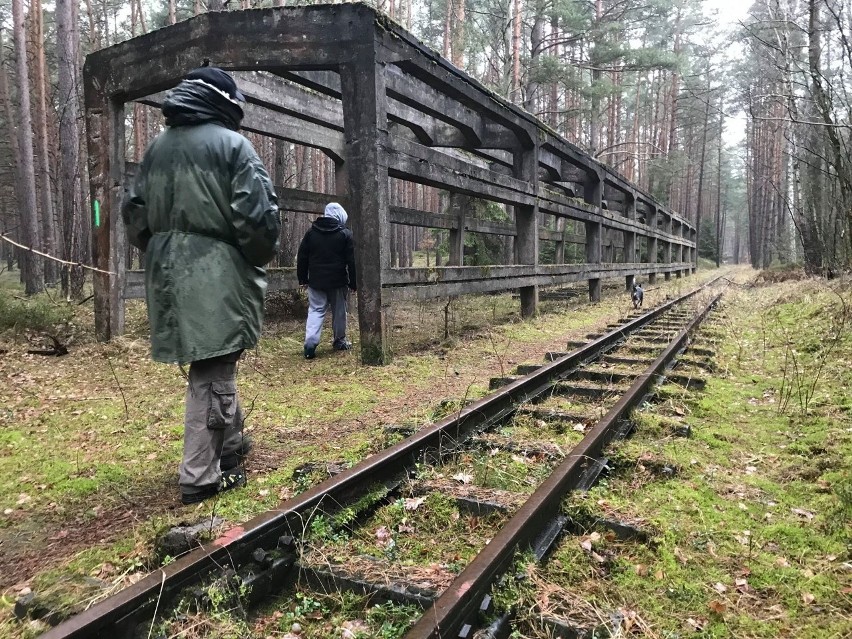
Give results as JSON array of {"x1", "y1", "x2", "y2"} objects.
[
  {"x1": 180, "y1": 351, "x2": 245, "y2": 496},
  {"x1": 304, "y1": 286, "x2": 349, "y2": 349}
]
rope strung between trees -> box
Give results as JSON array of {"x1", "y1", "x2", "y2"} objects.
[{"x1": 0, "y1": 233, "x2": 116, "y2": 276}]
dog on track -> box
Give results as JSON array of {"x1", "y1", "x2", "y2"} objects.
[{"x1": 631, "y1": 282, "x2": 644, "y2": 309}]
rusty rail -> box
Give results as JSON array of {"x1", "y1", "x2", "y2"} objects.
[
  {"x1": 43, "y1": 278, "x2": 721, "y2": 639},
  {"x1": 404, "y1": 290, "x2": 723, "y2": 639}
]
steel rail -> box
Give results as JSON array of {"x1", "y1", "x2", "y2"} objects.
[
  {"x1": 404, "y1": 290, "x2": 723, "y2": 639},
  {"x1": 43, "y1": 278, "x2": 721, "y2": 639}
]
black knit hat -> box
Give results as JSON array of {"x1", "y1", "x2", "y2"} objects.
[{"x1": 184, "y1": 67, "x2": 245, "y2": 104}]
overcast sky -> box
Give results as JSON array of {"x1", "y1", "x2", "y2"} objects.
[{"x1": 702, "y1": 0, "x2": 752, "y2": 145}]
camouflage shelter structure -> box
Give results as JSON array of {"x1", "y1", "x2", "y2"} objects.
[{"x1": 84, "y1": 3, "x2": 696, "y2": 364}]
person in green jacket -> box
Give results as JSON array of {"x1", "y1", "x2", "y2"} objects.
[{"x1": 122, "y1": 66, "x2": 280, "y2": 505}]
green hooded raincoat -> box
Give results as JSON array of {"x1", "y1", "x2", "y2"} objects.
[{"x1": 121, "y1": 81, "x2": 280, "y2": 363}]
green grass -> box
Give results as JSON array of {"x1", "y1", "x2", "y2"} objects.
[
  {"x1": 0, "y1": 267, "x2": 732, "y2": 636},
  {"x1": 514, "y1": 277, "x2": 852, "y2": 638}
]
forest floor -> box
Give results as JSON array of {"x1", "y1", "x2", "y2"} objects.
[{"x1": 0, "y1": 266, "x2": 849, "y2": 638}]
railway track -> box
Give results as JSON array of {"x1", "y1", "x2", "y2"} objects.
[{"x1": 43, "y1": 278, "x2": 724, "y2": 639}]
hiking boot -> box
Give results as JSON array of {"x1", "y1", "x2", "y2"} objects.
[
  {"x1": 221, "y1": 435, "x2": 254, "y2": 471},
  {"x1": 304, "y1": 345, "x2": 316, "y2": 359},
  {"x1": 181, "y1": 467, "x2": 247, "y2": 505},
  {"x1": 332, "y1": 339, "x2": 352, "y2": 351}
]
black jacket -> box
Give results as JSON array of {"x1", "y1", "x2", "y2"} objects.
[{"x1": 296, "y1": 217, "x2": 356, "y2": 290}]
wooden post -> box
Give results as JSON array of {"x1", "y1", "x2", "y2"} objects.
[
  {"x1": 624, "y1": 194, "x2": 636, "y2": 291},
  {"x1": 514, "y1": 143, "x2": 539, "y2": 317},
  {"x1": 584, "y1": 170, "x2": 602, "y2": 302},
  {"x1": 647, "y1": 206, "x2": 658, "y2": 285},
  {"x1": 674, "y1": 220, "x2": 683, "y2": 278},
  {"x1": 86, "y1": 89, "x2": 126, "y2": 341},
  {"x1": 664, "y1": 213, "x2": 673, "y2": 281},
  {"x1": 555, "y1": 216, "x2": 565, "y2": 264},
  {"x1": 447, "y1": 193, "x2": 468, "y2": 266},
  {"x1": 340, "y1": 56, "x2": 390, "y2": 364},
  {"x1": 691, "y1": 228, "x2": 697, "y2": 273}
]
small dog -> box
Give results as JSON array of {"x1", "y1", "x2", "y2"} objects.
[{"x1": 631, "y1": 282, "x2": 644, "y2": 309}]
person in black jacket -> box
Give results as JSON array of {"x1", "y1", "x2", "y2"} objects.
[{"x1": 297, "y1": 203, "x2": 356, "y2": 359}]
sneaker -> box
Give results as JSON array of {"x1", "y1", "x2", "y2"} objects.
[
  {"x1": 332, "y1": 339, "x2": 352, "y2": 351},
  {"x1": 220, "y1": 467, "x2": 247, "y2": 492},
  {"x1": 221, "y1": 435, "x2": 254, "y2": 471},
  {"x1": 180, "y1": 467, "x2": 247, "y2": 505},
  {"x1": 304, "y1": 345, "x2": 316, "y2": 359}
]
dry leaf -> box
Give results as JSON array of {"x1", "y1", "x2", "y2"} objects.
[
  {"x1": 735, "y1": 577, "x2": 749, "y2": 591},
  {"x1": 398, "y1": 523, "x2": 415, "y2": 534},
  {"x1": 258, "y1": 489, "x2": 270, "y2": 497},
  {"x1": 674, "y1": 546, "x2": 688, "y2": 565},
  {"x1": 374, "y1": 526, "x2": 392, "y2": 548},
  {"x1": 591, "y1": 551, "x2": 606, "y2": 563},
  {"x1": 635, "y1": 564, "x2": 648, "y2": 576},
  {"x1": 404, "y1": 496, "x2": 426, "y2": 511},
  {"x1": 708, "y1": 600, "x2": 726, "y2": 614},
  {"x1": 580, "y1": 538, "x2": 593, "y2": 552},
  {"x1": 775, "y1": 557, "x2": 790, "y2": 568},
  {"x1": 685, "y1": 617, "x2": 706, "y2": 631},
  {"x1": 801, "y1": 592, "x2": 815, "y2": 605},
  {"x1": 654, "y1": 569, "x2": 665, "y2": 581},
  {"x1": 573, "y1": 423, "x2": 586, "y2": 432},
  {"x1": 589, "y1": 531, "x2": 601, "y2": 542},
  {"x1": 452, "y1": 472, "x2": 473, "y2": 484},
  {"x1": 713, "y1": 582, "x2": 727, "y2": 594}
]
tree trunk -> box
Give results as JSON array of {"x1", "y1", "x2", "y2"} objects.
[
  {"x1": 31, "y1": 0, "x2": 58, "y2": 285},
  {"x1": 57, "y1": 0, "x2": 84, "y2": 297},
  {"x1": 11, "y1": 0, "x2": 43, "y2": 294},
  {"x1": 511, "y1": 0, "x2": 521, "y2": 101},
  {"x1": 524, "y1": 1, "x2": 545, "y2": 113}
]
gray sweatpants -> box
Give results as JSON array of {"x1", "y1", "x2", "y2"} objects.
[
  {"x1": 304, "y1": 286, "x2": 349, "y2": 348},
  {"x1": 180, "y1": 353, "x2": 245, "y2": 494}
]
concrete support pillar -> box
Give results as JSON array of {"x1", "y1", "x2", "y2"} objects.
[
  {"x1": 340, "y1": 58, "x2": 390, "y2": 364},
  {"x1": 555, "y1": 216, "x2": 566, "y2": 264},
  {"x1": 664, "y1": 214, "x2": 673, "y2": 281},
  {"x1": 691, "y1": 228, "x2": 697, "y2": 273},
  {"x1": 87, "y1": 94, "x2": 127, "y2": 341},
  {"x1": 584, "y1": 171, "x2": 603, "y2": 302},
  {"x1": 624, "y1": 195, "x2": 636, "y2": 291},
  {"x1": 447, "y1": 193, "x2": 469, "y2": 266},
  {"x1": 647, "y1": 206, "x2": 658, "y2": 285},
  {"x1": 514, "y1": 144, "x2": 539, "y2": 317}
]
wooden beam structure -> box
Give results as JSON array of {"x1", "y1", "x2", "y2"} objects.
[{"x1": 85, "y1": 3, "x2": 696, "y2": 364}]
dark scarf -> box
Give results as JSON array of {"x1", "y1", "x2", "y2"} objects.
[{"x1": 161, "y1": 80, "x2": 244, "y2": 131}]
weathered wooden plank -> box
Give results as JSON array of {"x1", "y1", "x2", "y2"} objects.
[
  {"x1": 276, "y1": 187, "x2": 349, "y2": 214},
  {"x1": 383, "y1": 263, "x2": 694, "y2": 302},
  {"x1": 126, "y1": 261, "x2": 691, "y2": 301},
  {"x1": 234, "y1": 71, "x2": 344, "y2": 130},
  {"x1": 386, "y1": 135, "x2": 537, "y2": 206},
  {"x1": 340, "y1": 53, "x2": 390, "y2": 364},
  {"x1": 136, "y1": 93, "x2": 345, "y2": 160},
  {"x1": 125, "y1": 267, "x2": 299, "y2": 299},
  {"x1": 86, "y1": 6, "x2": 373, "y2": 101},
  {"x1": 376, "y1": 30, "x2": 535, "y2": 145}
]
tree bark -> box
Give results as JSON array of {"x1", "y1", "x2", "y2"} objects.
[
  {"x1": 57, "y1": 0, "x2": 84, "y2": 297},
  {"x1": 11, "y1": 0, "x2": 43, "y2": 294},
  {"x1": 31, "y1": 0, "x2": 58, "y2": 285}
]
